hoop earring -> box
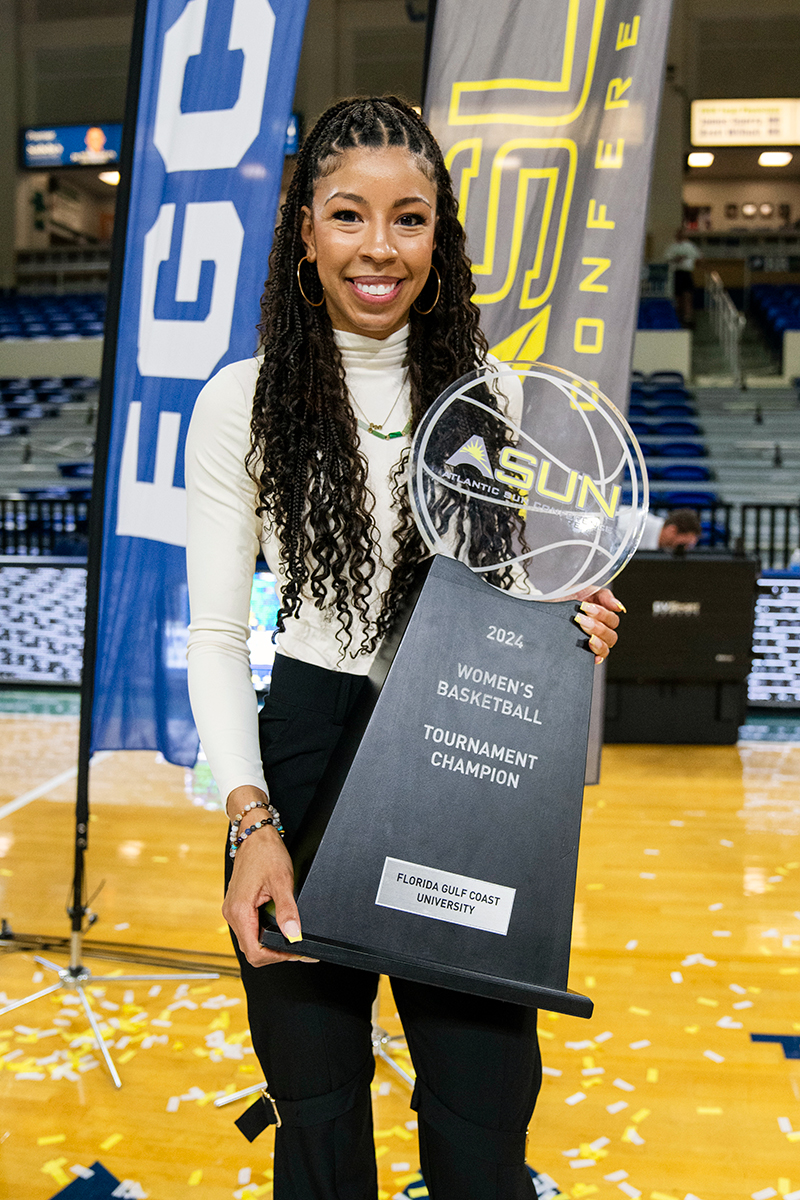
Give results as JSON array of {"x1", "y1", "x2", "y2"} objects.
[
  {"x1": 412, "y1": 266, "x2": 441, "y2": 315},
  {"x1": 296, "y1": 256, "x2": 325, "y2": 307}
]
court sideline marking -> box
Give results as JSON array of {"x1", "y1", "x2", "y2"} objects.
[{"x1": 0, "y1": 751, "x2": 114, "y2": 821}]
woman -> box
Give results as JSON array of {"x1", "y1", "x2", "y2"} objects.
[{"x1": 186, "y1": 96, "x2": 621, "y2": 1200}]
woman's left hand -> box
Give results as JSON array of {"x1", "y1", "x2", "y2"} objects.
[{"x1": 575, "y1": 588, "x2": 625, "y2": 664}]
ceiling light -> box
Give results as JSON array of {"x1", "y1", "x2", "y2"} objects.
[
  {"x1": 98, "y1": 170, "x2": 120, "y2": 185},
  {"x1": 688, "y1": 152, "x2": 714, "y2": 168},
  {"x1": 758, "y1": 151, "x2": 793, "y2": 167}
]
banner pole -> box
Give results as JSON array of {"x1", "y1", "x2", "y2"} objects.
[{"x1": 70, "y1": 0, "x2": 150, "y2": 967}]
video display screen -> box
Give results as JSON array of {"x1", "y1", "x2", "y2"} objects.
[
  {"x1": 0, "y1": 558, "x2": 281, "y2": 691},
  {"x1": 748, "y1": 575, "x2": 800, "y2": 707},
  {"x1": 21, "y1": 123, "x2": 123, "y2": 169}
]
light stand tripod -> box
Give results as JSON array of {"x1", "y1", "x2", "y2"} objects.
[{"x1": 213, "y1": 994, "x2": 414, "y2": 1116}]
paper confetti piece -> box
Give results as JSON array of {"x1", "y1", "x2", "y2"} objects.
[
  {"x1": 703, "y1": 1050, "x2": 724, "y2": 1063},
  {"x1": 631, "y1": 1109, "x2": 650, "y2": 1124},
  {"x1": 708, "y1": 903, "x2": 723, "y2": 911},
  {"x1": 644, "y1": 849, "x2": 659, "y2": 856},
  {"x1": 629, "y1": 1041, "x2": 650, "y2": 1050},
  {"x1": 712, "y1": 930, "x2": 731, "y2": 938},
  {"x1": 671, "y1": 972, "x2": 683, "y2": 984},
  {"x1": 720, "y1": 839, "x2": 733, "y2": 847},
  {"x1": 730, "y1": 983, "x2": 747, "y2": 994},
  {"x1": 41, "y1": 1157, "x2": 71, "y2": 1187},
  {"x1": 684, "y1": 1025, "x2": 700, "y2": 1034},
  {"x1": 651, "y1": 1193, "x2": 679, "y2": 1200},
  {"x1": 566, "y1": 1040, "x2": 594, "y2": 1050},
  {"x1": 570, "y1": 1160, "x2": 596, "y2": 1169},
  {"x1": 751, "y1": 1189, "x2": 777, "y2": 1200},
  {"x1": 542, "y1": 1066, "x2": 562, "y2": 1077},
  {"x1": 783, "y1": 1190, "x2": 800, "y2": 1200},
  {"x1": 617, "y1": 1184, "x2": 641, "y2": 1199},
  {"x1": 585, "y1": 976, "x2": 596, "y2": 987},
  {"x1": 682, "y1": 954, "x2": 716, "y2": 967},
  {"x1": 594, "y1": 1031, "x2": 613, "y2": 1044},
  {"x1": 238, "y1": 1169, "x2": 252, "y2": 1185},
  {"x1": 604, "y1": 1170, "x2": 628, "y2": 1182},
  {"x1": 778, "y1": 1117, "x2": 793, "y2": 1133},
  {"x1": 732, "y1": 1001, "x2": 753, "y2": 1010},
  {"x1": 640, "y1": 873, "x2": 656, "y2": 880},
  {"x1": 697, "y1": 997, "x2": 718, "y2": 1007},
  {"x1": 37, "y1": 1134, "x2": 66, "y2": 1145},
  {"x1": 625, "y1": 940, "x2": 638, "y2": 951},
  {"x1": 669, "y1": 819, "x2": 684, "y2": 826},
  {"x1": 622, "y1": 1126, "x2": 645, "y2": 1146},
  {"x1": 614, "y1": 1079, "x2": 635, "y2": 1091},
  {"x1": 166, "y1": 1096, "x2": 180, "y2": 1112},
  {"x1": 582, "y1": 1067, "x2": 604, "y2": 1077},
  {"x1": 646, "y1": 1069, "x2": 659, "y2": 1083},
  {"x1": 391, "y1": 1163, "x2": 411, "y2": 1172},
  {"x1": 114, "y1": 923, "x2": 130, "y2": 931},
  {"x1": 565, "y1": 1092, "x2": 586, "y2": 1105},
  {"x1": 606, "y1": 1100, "x2": 628, "y2": 1114},
  {"x1": 587, "y1": 883, "x2": 604, "y2": 890},
  {"x1": 716, "y1": 1017, "x2": 742, "y2": 1029},
  {"x1": 71, "y1": 1166, "x2": 95, "y2": 1180},
  {"x1": 100, "y1": 1133, "x2": 123, "y2": 1151},
  {"x1": 188, "y1": 1169, "x2": 203, "y2": 1185}
]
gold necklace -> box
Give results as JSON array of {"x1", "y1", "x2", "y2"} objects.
[{"x1": 349, "y1": 374, "x2": 410, "y2": 440}]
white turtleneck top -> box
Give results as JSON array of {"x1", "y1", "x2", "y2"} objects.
[{"x1": 185, "y1": 325, "x2": 413, "y2": 802}]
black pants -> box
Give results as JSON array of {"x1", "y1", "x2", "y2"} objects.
[{"x1": 225, "y1": 655, "x2": 542, "y2": 1200}]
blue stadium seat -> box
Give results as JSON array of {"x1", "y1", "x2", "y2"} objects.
[
  {"x1": 654, "y1": 403, "x2": 697, "y2": 417},
  {"x1": 648, "y1": 370, "x2": 686, "y2": 387},
  {"x1": 659, "y1": 441, "x2": 707, "y2": 458},
  {"x1": 658, "y1": 464, "x2": 712, "y2": 482},
  {"x1": 655, "y1": 420, "x2": 702, "y2": 436}
]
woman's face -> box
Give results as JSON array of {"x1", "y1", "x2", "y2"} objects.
[{"x1": 300, "y1": 145, "x2": 437, "y2": 339}]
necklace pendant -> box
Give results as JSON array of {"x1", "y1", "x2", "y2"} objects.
[{"x1": 368, "y1": 421, "x2": 382, "y2": 434}]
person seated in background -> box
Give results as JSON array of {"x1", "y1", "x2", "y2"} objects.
[{"x1": 638, "y1": 507, "x2": 702, "y2": 552}]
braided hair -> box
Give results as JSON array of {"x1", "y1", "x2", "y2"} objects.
[{"x1": 248, "y1": 95, "x2": 511, "y2": 657}]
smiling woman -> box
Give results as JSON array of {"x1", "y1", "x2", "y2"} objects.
[
  {"x1": 299, "y1": 144, "x2": 437, "y2": 338},
  {"x1": 183, "y1": 95, "x2": 622, "y2": 1200}
]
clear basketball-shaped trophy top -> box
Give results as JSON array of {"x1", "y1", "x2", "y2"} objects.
[{"x1": 409, "y1": 363, "x2": 649, "y2": 602}]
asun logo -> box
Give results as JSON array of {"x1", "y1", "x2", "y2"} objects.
[
  {"x1": 652, "y1": 600, "x2": 701, "y2": 617},
  {"x1": 444, "y1": 435, "x2": 621, "y2": 518}
]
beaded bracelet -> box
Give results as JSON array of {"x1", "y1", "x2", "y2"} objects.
[
  {"x1": 228, "y1": 816, "x2": 285, "y2": 859},
  {"x1": 229, "y1": 799, "x2": 281, "y2": 839}
]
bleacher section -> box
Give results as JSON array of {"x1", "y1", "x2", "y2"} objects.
[
  {"x1": 627, "y1": 371, "x2": 716, "y2": 506},
  {"x1": 636, "y1": 298, "x2": 682, "y2": 331},
  {"x1": 0, "y1": 294, "x2": 106, "y2": 340},
  {"x1": 0, "y1": 373, "x2": 97, "y2": 555}
]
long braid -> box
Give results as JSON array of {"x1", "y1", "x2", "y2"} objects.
[{"x1": 247, "y1": 95, "x2": 512, "y2": 658}]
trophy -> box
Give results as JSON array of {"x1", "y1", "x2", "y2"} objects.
[{"x1": 261, "y1": 364, "x2": 647, "y2": 1016}]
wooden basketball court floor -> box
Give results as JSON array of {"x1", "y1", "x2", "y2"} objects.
[{"x1": 1, "y1": 694, "x2": 799, "y2": 1200}]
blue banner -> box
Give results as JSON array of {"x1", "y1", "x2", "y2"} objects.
[{"x1": 92, "y1": 0, "x2": 309, "y2": 766}]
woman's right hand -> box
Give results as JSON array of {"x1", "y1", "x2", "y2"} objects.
[{"x1": 222, "y1": 788, "x2": 318, "y2": 967}]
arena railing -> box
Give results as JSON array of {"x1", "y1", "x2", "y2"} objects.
[
  {"x1": 2, "y1": 496, "x2": 798, "y2": 571},
  {"x1": 704, "y1": 270, "x2": 747, "y2": 388}
]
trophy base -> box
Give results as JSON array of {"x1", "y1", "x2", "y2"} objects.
[{"x1": 259, "y1": 926, "x2": 593, "y2": 1018}]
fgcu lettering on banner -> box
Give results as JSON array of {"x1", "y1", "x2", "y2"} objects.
[
  {"x1": 91, "y1": 0, "x2": 308, "y2": 766},
  {"x1": 425, "y1": 0, "x2": 673, "y2": 409}
]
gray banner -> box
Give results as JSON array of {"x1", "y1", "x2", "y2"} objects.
[{"x1": 425, "y1": 0, "x2": 674, "y2": 413}]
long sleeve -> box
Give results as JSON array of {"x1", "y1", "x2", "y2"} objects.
[{"x1": 185, "y1": 358, "x2": 268, "y2": 802}]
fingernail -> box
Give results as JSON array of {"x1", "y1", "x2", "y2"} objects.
[
  {"x1": 579, "y1": 602, "x2": 598, "y2": 615},
  {"x1": 615, "y1": 601, "x2": 627, "y2": 614},
  {"x1": 283, "y1": 919, "x2": 302, "y2": 943},
  {"x1": 299, "y1": 957, "x2": 320, "y2": 963},
  {"x1": 589, "y1": 634, "x2": 604, "y2": 653},
  {"x1": 574, "y1": 613, "x2": 592, "y2": 631}
]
